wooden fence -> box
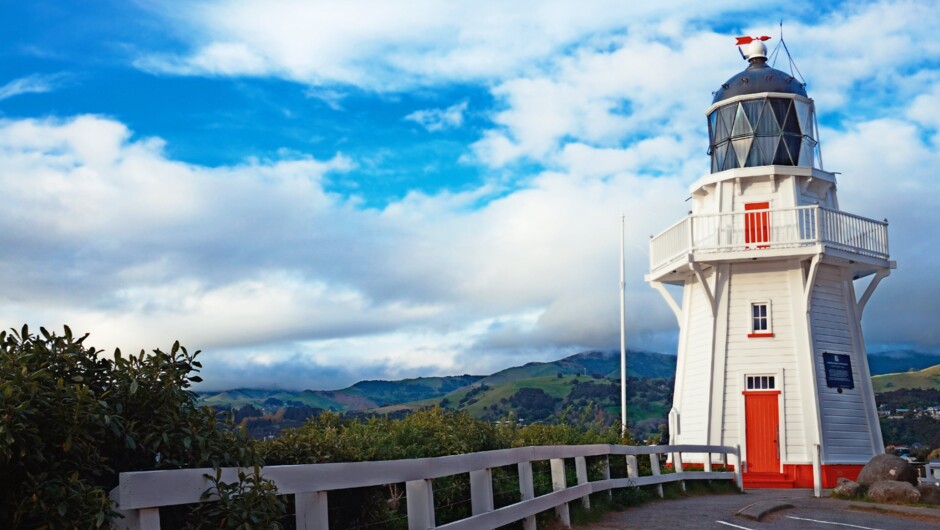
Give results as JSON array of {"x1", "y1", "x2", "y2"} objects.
[{"x1": 111, "y1": 443, "x2": 742, "y2": 530}]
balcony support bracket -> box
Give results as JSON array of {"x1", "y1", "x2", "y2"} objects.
[
  {"x1": 691, "y1": 262, "x2": 717, "y2": 317},
  {"x1": 652, "y1": 281, "x2": 682, "y2": 325},
  {"x1": 804, "y1": 254, "x2": 821, "y2": 313},
  {"x1": 856, "y1": 269, "x2": 890, "y2": 319}
]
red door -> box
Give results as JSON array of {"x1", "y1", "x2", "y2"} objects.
[
  {"x1": 744, "y1": 391, "x2": 780, "y2": 473},
  {"x1": 745, "y1": 202, "x2": 770, "y2": 248}
]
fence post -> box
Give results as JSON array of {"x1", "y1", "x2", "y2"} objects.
[
  {"x1": 601, "y1": 455, "x2": 612, "y2": 499},
  {"x1": 733, "y1": 445, "x2": 744, "y2": 491},
  {"x1": 406, "y1": 479, "x2": 435, "y2": 530},
  {"x1": 550, "y1": 458, "x2": 571, "y2": 528},
  {"x1": 626, "y1": 455, "x2": 638, "y2": 480},
  {"x1": 575, "y1": 456, "x2": 590, "y2": 509},
  {"x1": 110, "y1": 487, "x2": 139, "y2": 530},
  {"x1": 673, "y1": 451, "x2": 686, "y2": 492},
  {"x1": 469, "y1": 468, "x2": 494, "y2": 515},
  {"x1": 295, "y1": 491, "x2": 329, "y2": 530},
  {"x1": 518, "y1": 461, "x2": 536, "y2": 530},
  {"x1": 137, "y1": 509, "x2": 160, "y2": 530},
  {"x1": 649, "y1": 453, "x2": 664, "y2": 498},
  {"x1": 704, "y1": 452, "x2": 713, "y2": 473}
]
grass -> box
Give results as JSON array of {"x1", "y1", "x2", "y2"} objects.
[{"x1": 872, "y1": 364, "x2": 940, "y2": 392}]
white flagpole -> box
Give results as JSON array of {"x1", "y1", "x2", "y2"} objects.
[{"x1": 620, "y1": 214, "x2": 627, "y2": 437}]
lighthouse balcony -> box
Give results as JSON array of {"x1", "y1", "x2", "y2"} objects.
[{"x1": 648, "y1": 205, "x2": 890, "y2": 283}]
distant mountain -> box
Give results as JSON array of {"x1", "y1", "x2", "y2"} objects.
[
  {"x1": 201, "y1": 349, "x2": 940, "y2": 414},
  {"x1": 198, "y1": 350, "x2": 676, "y2": 414},
  {"x1": 867, "y1": 350, "x2": 940, "y2": 376},
  {"x1": 199, "y1": 374, "x2": 484, "y2": 412}
]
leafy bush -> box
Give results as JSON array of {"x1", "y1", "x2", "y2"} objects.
[
  {"x1": 0, "y1": 326, "x2": 269, "y2": 528},
  {"x1": 2, "y1": 324, "x2": 643, "y2": 529},
  {"x1": 185, "y1": 466, "x2": 286, "y2": 529}
]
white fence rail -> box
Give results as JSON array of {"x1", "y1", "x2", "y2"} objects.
[
  {"x1": 649, "y1": 205, "x2": 889, "y2": 273},
  {"x1": 111, "y1": 443, "x2": 742, "y2": 530}
]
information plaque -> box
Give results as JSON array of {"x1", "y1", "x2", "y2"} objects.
[{"x1": 823, "y1": 352, "x2": 854, "y2": 389}]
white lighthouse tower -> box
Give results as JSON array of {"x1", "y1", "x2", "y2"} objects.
[{"x1": 647, "y1": 38, "x2": 894, "y2": 489}]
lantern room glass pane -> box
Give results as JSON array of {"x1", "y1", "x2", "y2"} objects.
[
  {"x1": 794, "y1": 100, "x2": 812, "y2": 136},
  {"x1": 713, "y1": 142, "x2": 729, "y2": 172},
  {"x1": 746, "y1": 137, "x2": 765, "y2": 166},
  {"x1": 755, "y1": 136, "x2": 778, "y2": 164},
  {"x1": 780, "y1": 104, "x2": 800, "y2": 134},
  {"x1": 755, "y1": 100, "x2": 779, "y2": 135},
  {"x1": 731, "y1": 103, "x2": 752, "y2": 137},
  {"x1": 771, "y1": 137, "x2": 788, "y2": 165},
  {"x1": 799, "y1": 137, "x2": 815, "y2": 166},
  {"x1": 723, "y1": 141, "x2": 739, "y2": 170},
  {"x1": 717, "y1": 105, "x2": 736, "y2": 140},
  {"x1": 732, "y1": 137, "x2": 752, "y2": 167},
  {"x1": 782, "y1": 135, "x2": 802, "y2": 166},
  {"x1": 709, "y1": 111, "x2": 718, "y2": 142},
  {"x1": 770, "y1": 99, "x2": 791, "y2": 131},
  {"x1": 743, "y1": 100, "x2": 764, "y2": 131}
]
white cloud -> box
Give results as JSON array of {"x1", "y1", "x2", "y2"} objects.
[
  {"x1": 405, "y1": 101, "x2": 468, "y2": 132},
  {"x1": 135, "y1": 0, "x2": 743, "y2": 90},
  {"x1": 6, "y1": 1, "x2": 940, "y2": 390},
  {"x1": 0, "y1": 114, "x2": 688, "y2": 388},
  {"x1": 0, "y1": 73, "x2": 69, "y2": 101}
]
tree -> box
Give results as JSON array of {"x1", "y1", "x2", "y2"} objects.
[{"x1": 0, "y1": 326, "x2": 275, "y2": 528}]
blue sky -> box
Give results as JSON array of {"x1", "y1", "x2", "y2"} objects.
[{"x1": 2, "y1": 0, "x2": 939, "y2": 390}]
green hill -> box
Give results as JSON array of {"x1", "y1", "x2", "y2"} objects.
[
  {"x1": 198, "y1": 350, "x2": 677, "y2": 413},
  {"x1": 872, "y1": 364, "x2": 940, "y2": 392},
  {"x1": 199, "y1": 374, "x2": 484, "y2": 412},
  {"x1": 198, "y1": 350, "x2": 678, "y2": 440}
]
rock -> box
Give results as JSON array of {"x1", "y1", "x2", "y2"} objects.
[
  {"x1": 857, "y1": 454, "x2": 918, "y2": 486},
  {"x1": 917, "y1": 484, "x2": 940, "y2": 505},
  {"x1": 867, "y1": 480, "x2": 921, "y2": 504},
  {"x1": 833, "y1": 477, "x2": 860, "y2": 497}
]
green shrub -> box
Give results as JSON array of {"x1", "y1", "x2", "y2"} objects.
[
  {"x1": 2, "y1": 324, "x2": 647, "y2": 529},
  {"x1": 0, "y1": 326, "x2": 268, "y2": 528},
  {"x1": 185, "y1": 466, "x2": 286, "y2": 529}
]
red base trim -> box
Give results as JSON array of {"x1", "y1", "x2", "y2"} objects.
[
  {"x1": 747, "y1": 332, "x2": 775, "y2": 338},
  {"x1": 665, "y1": 463, "x2": 736, "y2": 471},
  {"x1": 744, "y1": 464, "x2": 864, "y2": 489}
]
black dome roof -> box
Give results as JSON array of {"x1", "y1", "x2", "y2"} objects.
[{"x1": 712, "y1": 58, "x2": 806, "y2": 104}]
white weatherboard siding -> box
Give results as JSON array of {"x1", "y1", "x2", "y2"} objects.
[
  {"x1": 721, "y1": 263, "x2": 805, "y2": 461},
  {"x1": 810, "y1": 264, "x2": 876, "y2": 463},
  {"x1": 676, "y1": 271, "x2": 714, "y2": 444}
]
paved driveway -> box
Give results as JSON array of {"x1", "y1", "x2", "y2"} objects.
[{"x1": 583, "y1": 489, "x2": 940, "y2": 530}]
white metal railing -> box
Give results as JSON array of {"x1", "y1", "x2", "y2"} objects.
[
  {"x1": 111, "y1": 443, "x2": 742, "y2": 530},
  {"x1": 649, "y1": 205, "x2": 889, "y2": 273}
]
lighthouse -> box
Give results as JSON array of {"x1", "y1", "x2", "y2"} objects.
[{"x1": 647, "y1": 37, "x2": 894, "y2": 489}]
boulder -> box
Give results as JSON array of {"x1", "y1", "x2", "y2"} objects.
[
  {"x1": 857, "y1": 454, "x2": 918, "y2": 486},
  {"x1": 917, "y1": 484, "x2": 940, "y2": 505},
  {"x1": 833, "y1": 477, "x2": 860, "y2": 497},
  {"x1": 867, "y1": 480, "x2": 921, "y2": 504}
]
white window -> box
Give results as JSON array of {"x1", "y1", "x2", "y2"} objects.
[
  {"x1": 746, "y1": 375, "x2": 776, "y2": 391},
  {"x1": 748, "y1": 300, "x2": 773, "y2": 337}
]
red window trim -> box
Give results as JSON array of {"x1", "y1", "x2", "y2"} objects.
[
  {"x1": 742, "y1": 390, "x2": 782, "y2": 396},
  {"x1": 747, "y1": 332, "x2": 775, "y2": 338}
]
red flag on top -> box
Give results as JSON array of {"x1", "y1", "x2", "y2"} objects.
[{"x1": 736, "y1": 35, "x2": 771, "y2": 45}]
